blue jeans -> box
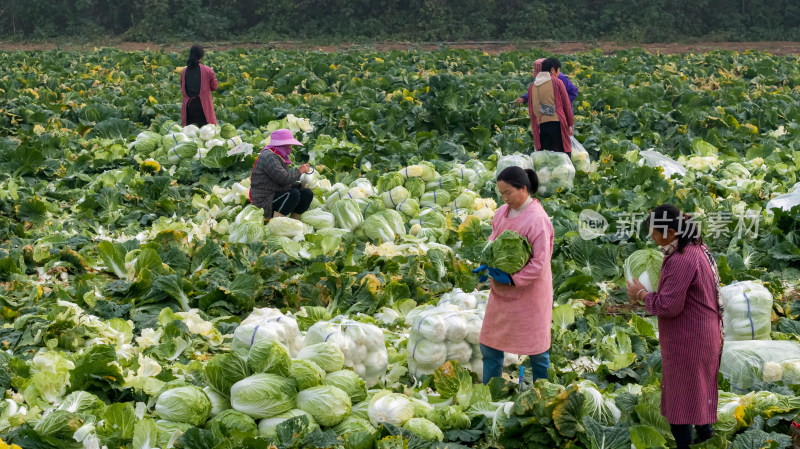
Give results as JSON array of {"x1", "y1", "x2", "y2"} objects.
[{"x1": 480, "y1": 343, "x2": 550, "y2": 385}]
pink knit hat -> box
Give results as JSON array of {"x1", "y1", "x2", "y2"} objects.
[
  {"x1": 532, "y1": 58, "x2": 546, "y2": 77},
  {"x1": 266, "y1": 128, "x2": 303, "y2": 147}
]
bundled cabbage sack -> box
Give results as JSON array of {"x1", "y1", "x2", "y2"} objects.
[
  {"x1": 569, "y1": 136, "x2": 594, "y2": 173},
  {"x1": 720, "y1": 340, "x2": 800, "y2": 391},
  {"x1": 623, "y1": 249, "x2": 664, "y2": 293},
  {"x1": 480, "y1": 230, "x2": 532, "y2": 274},
  {"x1": 495, "y1": 153, "x2": 533, "y2": 177},
  {"x1": 531, "y1": 150, "x2": 575, "y2": 197},
  {"x1": 405, "y1": 304, "x2": 483, "y2": 376},
  {"x1": 722, "y1": 281, "x2": 773, "y2": 341},
  {"x1": 232, "y1": 308, "x2": 303, "y2": 357},
  {"x1": 305, "y1": 318, "x2": 388, "y2": 387}
]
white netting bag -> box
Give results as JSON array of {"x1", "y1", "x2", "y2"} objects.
[
  {"x1": 304, "y1": 317, "x2": 387, "y2": 387},
  {"x1": 233, "y1": 308, "x2": 303, "y2": 357},
  {"x1": 495, "y1": 153, "x2": 533, "y2": 177},
  {"x1": 531, "y1": 150, "x2": 575, "y2": 197},
  {"x1": 721, "y1": 281, "x2": 773, "y2": 341},
  {"x1": 569, "y1": 136, "x2": 594, "y2": 173},
  {"x1": 720, "y1": 340, "x2": 800, "y2": 392}
]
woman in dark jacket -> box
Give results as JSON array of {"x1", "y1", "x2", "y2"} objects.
[
  {"x1": 180, "y1": 45, "x2": 218, "y2": 127},
  {"x1": 248, "y1": 129, "x2": 313, "y2": 220}
]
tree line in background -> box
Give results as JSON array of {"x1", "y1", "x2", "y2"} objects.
[{"x1": 1, "y1": 0, "x2": 799, "y2": 43}]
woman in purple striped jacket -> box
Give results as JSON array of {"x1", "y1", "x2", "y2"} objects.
[{"x1": 627, "y1": 204, "x2": 723, "y2": 449}]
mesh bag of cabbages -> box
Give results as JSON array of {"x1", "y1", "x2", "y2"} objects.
[
  {"x1": 304, "y1": 318, "x2": 388, "y2": 387},
  {"x1": 406, "y1": 304, "x2": 483, "y2": 379},
  {"x1": 435, "y1": 289, "x2": 521, "y2": 380},
  {"x1": 232, "y1": 308, "x2": 303, "y2": 357},
  {"x1": 406, "y1": 295, "x2": 521, "y2": 383},
  {"x1": 720, "y1": 340, "x2": 800, "y2": 392},
  {"x1": 530, "y1": 150, "x2": 576, "y2": 197},
  {"x1": 436, "y1": 288, "x2": 489, "y2": 314},
  {"x1": 722, "y1": 281, "x2": 774, "y2": 341}
]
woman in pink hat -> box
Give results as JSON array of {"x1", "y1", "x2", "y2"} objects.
[
  {"x1": 249, "y1": 129, "x2": 313, "y2": 220},
  {"x1": 180, "y1": 45, "x2": 218, "y2": 127}
]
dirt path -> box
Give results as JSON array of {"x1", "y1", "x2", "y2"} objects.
[{"x1": 2, "y1": 40, "x2": 800, "y2": 55}]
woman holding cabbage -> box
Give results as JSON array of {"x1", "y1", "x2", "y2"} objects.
[
  {"x1": 472, "y1": 166, "x2": 554, "y2": 384},
  {"x1": 626, "y1": 204, "x2": 722, "y2": 449},
  {"x1": 249, "y1": 129, "x2": 312, "y2": 220}
]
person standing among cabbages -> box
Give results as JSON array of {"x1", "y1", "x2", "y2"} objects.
[
  {"x1": 626, "y1": 204, "x2": 723, "y2": 449},
  {"x1": 472, "y1": 166, "x2": 554, "y2": 384},
  {"x1": 516, "y1": 58, "x2": 578, "y2": 112},
  {"x1": 517, "y1": 57, "x2": 573, "y2": 153},
  {"x1": 249, "y1": 129, "x2": 313, "y2": 220},
  {"x1": 180, "y1": 45, "x2": 218, "y2": 127}
]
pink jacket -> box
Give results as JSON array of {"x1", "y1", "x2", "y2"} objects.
[
  {"x1": 479, "y1": 200, "x2": 554, "y2": 355},
  {"x1": 180, "y1": 64, "x2": 218, "y2": 126},
  {"x1": 528, "y1": 77, "x2": 573, "y2": 153}
]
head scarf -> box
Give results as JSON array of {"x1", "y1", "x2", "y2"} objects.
[
  {"x1": 532, "y1": 58, "x2": 546, "y2": 77},
  {"x1": 269, "y1": 145, "x2": 292, "y2": 165}
]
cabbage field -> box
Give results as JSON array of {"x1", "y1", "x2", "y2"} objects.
[{"x1": 1, "y1": 48, "x2": 800, "y2": 448}]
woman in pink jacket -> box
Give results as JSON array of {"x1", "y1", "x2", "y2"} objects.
[
  {"x1": 627, "y1": 204, "x2": 722, "y2": 449},
  {"x1": 473, "y1": 166, "x2": 554, "y2": 384},
  {"x1": 180, "y1": 45, "x2": 218, "y2": 127}
]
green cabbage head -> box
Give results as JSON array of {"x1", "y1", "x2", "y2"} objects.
[{"x1": 480, "y1": 230, "x2": 532, "y2": 274}]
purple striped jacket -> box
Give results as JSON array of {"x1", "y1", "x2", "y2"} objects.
[{"x1": 644, "y1": 243, "x2": 721, "y2": 425}]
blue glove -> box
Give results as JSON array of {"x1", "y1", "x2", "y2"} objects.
[
  {"x1": 472, "y1": 264, "x2": 488, "y2": 274},
  {"x1": 488, "y1": 267, "x2": 513, "y2": 285},
  {"x1": 472, "y1": 264, "x2": 489, "y2": 284}
]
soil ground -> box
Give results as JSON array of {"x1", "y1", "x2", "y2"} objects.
[{"x1": 2, "y1": 40, "x2": 800, "y2": 55}]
